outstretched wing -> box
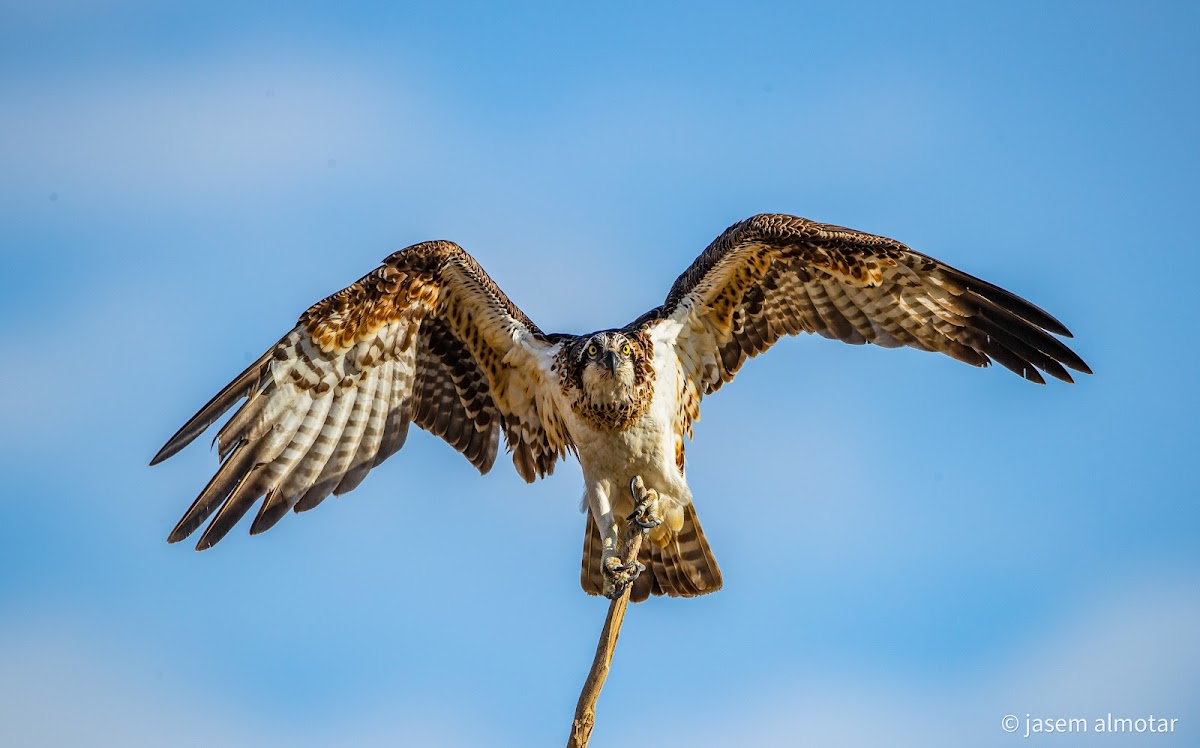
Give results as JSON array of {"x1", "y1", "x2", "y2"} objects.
[
  {"x1": 649, "y1": 213, "x2": 1091, "y2": 438},
  {"x1": 152, "y1": 241, "x2": 573, "y2": 550}
]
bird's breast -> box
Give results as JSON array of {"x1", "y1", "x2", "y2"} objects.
[{"x1": 573, "y1": 410, "x2": 668, "y2": 479}]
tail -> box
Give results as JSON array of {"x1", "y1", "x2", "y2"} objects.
[{"x1": 581, "y1": 503, "x2": 723, "y2": 603}]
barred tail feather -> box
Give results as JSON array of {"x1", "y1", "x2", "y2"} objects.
[{"x1": 581, "y1": 503, "x2": 722, "y2": 602}]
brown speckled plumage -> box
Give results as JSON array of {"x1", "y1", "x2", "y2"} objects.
[
  {"x1": 581, "y1": 503, "x2": 720, "y2": 602},
  {"x1": 153, "y1": 213, "x2": 1090, "y2": 601},
  {"x1": 660, "y1": 214, "x2": 1088, "y2": 389},
  {"x1": 153, "y1": 240, "x2": 573, "y2": 550},
  {"x1": 556, "y1": 329, "x2": 656, "y2": 431}
]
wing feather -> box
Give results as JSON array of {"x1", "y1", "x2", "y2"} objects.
[
  {"x1": 196, "y1": 388, "x2": 314, "y2": 549},
  {"x1": 151, "y1": 352, "x2": 272, "y2": 466},
  {"x1": 167, "y1": 442, "x2": 255, "y2": 543},
  {"x1": 333, "y1": 386, "x2": 388, "y2": 497},
  {"x1": 293, "y1": 362, "x2": 386, "y2": 515},
  {"x1": 154, "y1": 240, "x2": 572, "y2": 548},
  {"x1": 648, "y1": 213, "x2": 1090, "y2": 440},
  {"x1": 275, "y1": 369, "x2": 378, "y2": 522}
]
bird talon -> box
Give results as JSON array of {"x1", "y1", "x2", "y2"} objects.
[
  {"x1": 627, "y1": 477, "x2": 664, "y2": 529},
  {"x1": 628, "y1": 506, "x2": 663, "y2": 529},
  {"x1": 602, "y1": 555, "x2": 645, "y2": 598}
]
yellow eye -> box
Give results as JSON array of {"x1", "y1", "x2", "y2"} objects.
[
  {"x1": 587, "y1": 344, "x2": 598, "y2": 356},
  {"x1": 621, "y1": 343, "x2": 631, "y2": 355}
]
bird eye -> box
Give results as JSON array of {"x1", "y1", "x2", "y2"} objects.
[
  {"x1": 621, "y1": 343, "x2": 631, "y2": 355},
  {"x1": 587, "y1": 344, "x2": 598, "y2": 356}
]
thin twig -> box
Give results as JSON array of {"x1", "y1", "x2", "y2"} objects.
[{"x1": 566, "y1": 490, "x2": 646, "y2": 748}]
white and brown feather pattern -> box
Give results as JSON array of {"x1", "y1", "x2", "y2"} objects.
[
  {"x1": 154, "y1": 214, "x2": 1090, "y2": 602},
  {"x1": 581, "y1": 504, "x2": 722, "y2": 602},
  {"x1": 652, "y1": 214, "x2": 1091, "y2": 440},
  {"x1": 412, "y1": 317, "x2": 501, "y2": 472},
  {"x1": 153, "y1": 241, "x2": 572, "y2": 549}
]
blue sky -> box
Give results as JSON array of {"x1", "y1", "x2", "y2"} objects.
[{"x1": 1, "y1": 2, "x2": 1197, "y2": 746}]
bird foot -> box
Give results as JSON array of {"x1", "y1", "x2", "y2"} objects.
[
  {"x1": 602, "y1": 554, "x2": 645, "y2": 599},
  {"x1": 627, "y1": 476, "x2": 664, "y2": 529}
]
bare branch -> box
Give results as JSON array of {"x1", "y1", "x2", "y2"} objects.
[{"x1": 567, "y1": 479, "x2": 649, "y2": 748}]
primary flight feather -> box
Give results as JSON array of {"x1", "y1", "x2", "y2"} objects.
[{"x1": 152, "y1": 213, "x2": 1090, "y2": 601}]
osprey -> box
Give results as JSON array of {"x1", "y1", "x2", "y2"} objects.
[{"x1": 152, "y1": 214, "x2": 1090, "y2": 601}]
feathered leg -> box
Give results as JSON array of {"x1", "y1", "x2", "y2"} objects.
[
  {"x1": 598, "y1": 476, "x2": 663, "y2": 598},
  {"x1": 581, "y1": 483, "x2": 722, "y2": 602}
]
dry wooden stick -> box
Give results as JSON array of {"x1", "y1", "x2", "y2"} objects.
[{"x1": 566, "y1": 483, "x2": 648, "y2": 748}]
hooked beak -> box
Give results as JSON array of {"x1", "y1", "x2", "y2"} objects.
[{"x1": 603, "y1": 349, "x2": 619, "y2": 375}]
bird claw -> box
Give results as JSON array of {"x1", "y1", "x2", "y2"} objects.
[
  {"x1": 627, "y1": 476, "x2": 664, "y2": 529},
  {"x1": 602, "y1": 555, "x2": 645, "y2": 599},
  {"x1": 597, "y1": 475, "x2": 660, "y2": 597}
]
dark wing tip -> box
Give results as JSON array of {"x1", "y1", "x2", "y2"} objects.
[
  {"x1": 150, "y1": 412, "x2": 222, "y2": 467},
  {"x1": 1029, "y1": 310, "x2": 1073, "y2": 339},
  {"x1": 954, "y1": 268, "x2": 1091, "y2": 382},
  {"x1": 150, "y1": 349, "x2": 275, "y2": 467},
  {"x1": 150, "y1": 426, "x2": 200, "y2": 466},
  {"x1": 249, "y1": 495, "x2": 291, "y2": 536},
  {"x1": 149, "y1": 444, "x2": 177, "y2": 467},
  {"x1": 167, "y1": 516, "x2": 201, "y2": 545},
  {"x1": 956, "y1": 270, "x2": 1075, "y2": 339},
  {"x1": 195, "y1": 510, "x2": 244, "y2": 550}
]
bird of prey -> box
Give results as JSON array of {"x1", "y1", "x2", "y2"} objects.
[{"x1": 152, "y1": 213, "x2": 1090, "y2": 601}]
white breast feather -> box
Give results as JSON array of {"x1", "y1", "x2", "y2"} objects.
[{"x1": 562, "y1": 321, "x2": 693, "y2": 517}]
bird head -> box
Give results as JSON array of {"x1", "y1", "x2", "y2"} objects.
[{"x1": 579, "y1": 331, "x2": 637, "y2": 399}]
